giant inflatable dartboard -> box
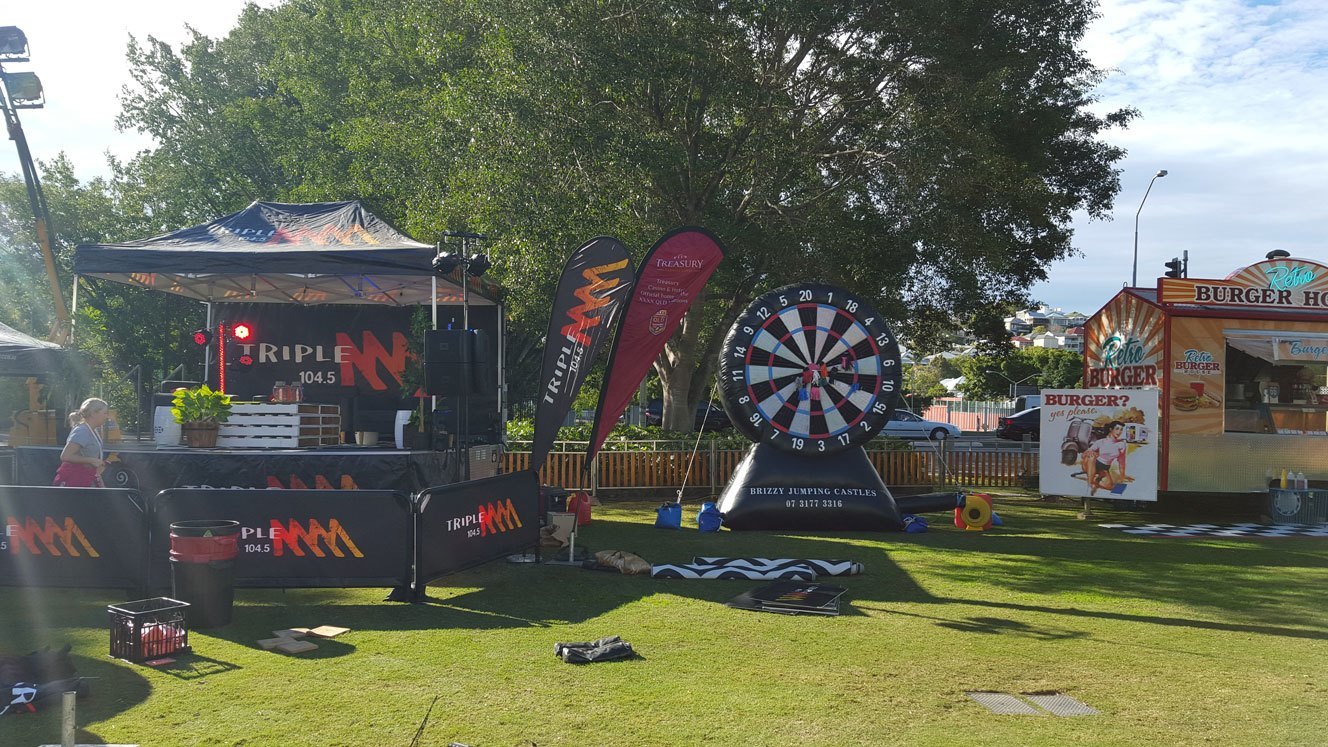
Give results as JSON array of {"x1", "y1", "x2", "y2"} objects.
[
  {"x1": 715, "y1": 283, "x2": 907, "y2": 531},
  {"x1": 718, "y1": 283, "x2": 903, "y2": 453}
]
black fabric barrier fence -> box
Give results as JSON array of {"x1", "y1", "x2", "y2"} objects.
[
  {"x1": 415, "y1": 470, "x2": 540, "y2": 591},
  {"x1": 14, "y1": 445, "x2": 456, "y2": 500},
  {"x1": 150, "y1": 489, "x2": 413, "y2": 589},
  {"x1": 0, "y1": 485, "x2": 148, "y2": 591}
]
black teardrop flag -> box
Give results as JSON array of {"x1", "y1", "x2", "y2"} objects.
[{"x1": 530, "y1": 237, "x2": 635, "y2": 472}]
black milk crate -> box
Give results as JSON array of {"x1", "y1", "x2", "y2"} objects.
[{"x1": 108, "y1": 597, "x2": 191, "y2": 662}]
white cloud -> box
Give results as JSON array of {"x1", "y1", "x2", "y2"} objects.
[
  {"x1": 1, "y1": 1, "x2": 263, "y2": 177},
  {"x1": 1037, "y1": 0, "x2": 1328, "y2": 314}
]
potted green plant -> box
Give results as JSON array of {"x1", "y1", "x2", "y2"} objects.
[{"x1": 171, "y1": 384, "x2": 233, "y2": 448}]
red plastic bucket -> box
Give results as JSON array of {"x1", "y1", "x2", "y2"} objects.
[{"x1": 169, "y1": 520, "x2": 240, "y2": 563}]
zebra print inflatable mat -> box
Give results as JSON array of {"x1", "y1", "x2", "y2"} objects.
[
  {"x1": 692, "y1": 557, "x2": 864, "y2": 576},
  {"x1": 649, "y1": 563, "x2": 817, "y2": 580}
]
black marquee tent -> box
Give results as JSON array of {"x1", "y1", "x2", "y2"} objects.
[
  {"x1": 0, "y1": 321, "x2": 67, "y2": 377},
  {"x1": 73, "y1": 200, "x2": 499, "y2": 307},
  {"x1": 71, "y1": 200, "x2": 506, "y2": 435}
]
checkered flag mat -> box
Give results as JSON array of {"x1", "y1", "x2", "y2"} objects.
[{"x1": 1099, "y1": 522, "x2": 1328, "y2": 538}]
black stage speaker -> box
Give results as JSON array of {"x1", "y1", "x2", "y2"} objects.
[
  {"x1": 424, "y1": 329, "x2": 476, "y2": 365},
  {"x1": 424, "y1": 329, "x2": 490, "y2": 396},
  {"x1": 432, "y1": 395, "x2": 500, "y2": 446}
]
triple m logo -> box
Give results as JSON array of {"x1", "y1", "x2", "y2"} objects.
[
  {"x1": 241, "y1": 519, "x2": 364, "y2": 558},
  {"x1": 4, "y1": 517, "x2": 99, "y2": 557},
  {"x1": 446, "y1": 499, "x2": 524, "y2": 539}
]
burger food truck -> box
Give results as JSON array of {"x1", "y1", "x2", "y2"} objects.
[{"x1": 1084, "y1": 254, "x2": 1328, "y2": 495}]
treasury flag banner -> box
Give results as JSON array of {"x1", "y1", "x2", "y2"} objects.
[{"x1": 588, "y1": 228, "x2": 725, "y2": 461}]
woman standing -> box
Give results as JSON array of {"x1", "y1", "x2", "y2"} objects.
[{"x1": 53, "y1": 398, "x2": 110, "y2": 488}]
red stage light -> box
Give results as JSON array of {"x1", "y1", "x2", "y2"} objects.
[
  {"x1": 237, "y1": 354, "x2": 254, "y2": 367},
  {"x1": 231, "y1": 322, "x2": 253, "y2": 340},
  {"x1": 191, "y1": 329, "x2": 212, "y2": 347}
]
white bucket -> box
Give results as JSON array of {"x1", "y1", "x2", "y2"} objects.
[
  {"x1": 154, "y1": 406, "x2": 182, "y2": 447},
  {"x1": 394, "y1": 410, "x2": 412, "y2": 449}
]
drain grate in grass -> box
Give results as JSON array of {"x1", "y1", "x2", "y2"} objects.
[
  {"x1": 1026, "y1": 693, "x2": 1100, "y2": 716},
  {"x1": 966, "y1": 691, "x2": 1098, "y2": 717},
  {"x1": 966, "y1": 692, "x2": 1044, "y2": 715}
]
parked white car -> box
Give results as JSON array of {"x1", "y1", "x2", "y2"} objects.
[{"x1": 882, "y1": 410, "x2": 962, "y2": 441}]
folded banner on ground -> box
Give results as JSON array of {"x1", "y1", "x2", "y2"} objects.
[
  {"x1": 649, "y1": 563, "x2": 816, "y2": 580},
  {"x1": 692, "y1": 557, "x2": 864, "y2": 576},
  {"x1": 531, "y1": 238, "x2": 635, "y2": 472},
  {"x1": 588, "y1": 227, "x2": 725, "y2": 461}
]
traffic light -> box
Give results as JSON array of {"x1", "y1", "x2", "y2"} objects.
[
  {"x1": 191, "y1": 329, "x2": 213, "y2": 347},
  {"x1": 1164, "y1": 257, "x2": 1185, "y2": 278}
]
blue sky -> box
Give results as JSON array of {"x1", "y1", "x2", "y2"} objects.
[{"x1": 3, "y1": 1, "x2": 1326, "y2": 319}]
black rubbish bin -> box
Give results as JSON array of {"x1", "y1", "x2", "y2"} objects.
[{"x1": 169, "y1": 520, "x2": 240, "y2": 628}]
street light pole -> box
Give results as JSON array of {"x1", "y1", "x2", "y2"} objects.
[
  {"x1": 985, "y1": 370, "x2": 1043, "y2": 400},
  {"x1": 1131, "y1": 169, "x2": 1168, "y2": 287}
]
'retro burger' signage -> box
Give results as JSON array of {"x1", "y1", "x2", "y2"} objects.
[
  {"x1": 1083, "y1": 292, "x2": 1163, "y2": 389},
  {"x1": 1159, "y1": 257, "x2": 1328, "y2": 309}
]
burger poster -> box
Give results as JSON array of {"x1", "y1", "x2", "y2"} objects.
[{"x1": 1038, "y1": 389, "x2": 1159, "y2": 502}]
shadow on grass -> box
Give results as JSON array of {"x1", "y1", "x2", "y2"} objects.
[
  {"x1": 17, "y1": 504, "x2": 1310, "y2": 653},
  {"x1": 3, "y1": 653, "x2": 153, "y2": 746},
  {"x1": 151, "y1": 652, "x2": 243, "y2": 678}
]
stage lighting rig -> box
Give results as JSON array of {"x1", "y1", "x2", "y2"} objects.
[
  {"x1": 192, "y1": 329, "x2": 213, "y2": 347},
  {"x1": 431, "y1": 252, "x2": 462, "y2": 275},
  {"x1": 231, "y1": 322, "x2": 253, "y2": 341},
  {"x1": 465, "y1": 253, "x2": 492, "y2": 277}
]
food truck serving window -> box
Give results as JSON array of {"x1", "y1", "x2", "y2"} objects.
[{"x1": 1222, "y1": 331, "x2": 1328, "y2": 436}]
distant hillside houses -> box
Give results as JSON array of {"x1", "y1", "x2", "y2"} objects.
[{"x1": 1004, "y1": 306, "x2": 1086, "y2": 350}]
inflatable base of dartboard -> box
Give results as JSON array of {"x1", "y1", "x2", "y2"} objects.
[{"x1": 716, "y1": 443, "x2": 903, "y2": 531}]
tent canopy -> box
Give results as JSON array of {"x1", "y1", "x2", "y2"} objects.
[
  {"x1": 0, "y1": 321, "x2": 67, "y2": 376},
  {"x1": 74, "y1": 200, "x2": 498, "y2": 306}
]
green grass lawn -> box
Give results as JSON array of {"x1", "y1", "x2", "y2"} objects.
[{"x1": 3, "y1": 493, "x2": 1326, "y2": 746}]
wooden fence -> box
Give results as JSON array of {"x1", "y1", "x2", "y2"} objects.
[{"x1": 502, "y1": 444, "x2": 1038, "y2": 495}]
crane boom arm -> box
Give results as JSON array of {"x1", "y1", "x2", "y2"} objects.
[{"x1": 2, "y1": 77, "x2": 70, "y2": 343}]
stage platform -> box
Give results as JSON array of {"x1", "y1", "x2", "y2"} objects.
[{"x1": 12, "y1": 442, "x2": 460, "y2": 497}]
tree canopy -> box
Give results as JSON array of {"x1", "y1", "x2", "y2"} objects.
[{"x1": 2, "y1": 0, "x2": 1132, "y2": 430}]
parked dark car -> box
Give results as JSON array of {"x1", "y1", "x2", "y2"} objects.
[
  {"x1": 644, "y1": 399, "x2": 731, "y2": 431},
  {"x1": 995, "y1": 407, "x2": 1041, "y2": 441}
]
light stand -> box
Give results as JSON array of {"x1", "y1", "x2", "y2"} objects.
[
  {"x1": 432, "y1": 232, "x2": 490, "y2": 479},
  {"x1": 1, "y1": 26, "x2": 69, "y2": 343}
]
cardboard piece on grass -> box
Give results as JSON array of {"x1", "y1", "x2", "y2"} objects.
[
  {"x1": 308, "y1": 625, "x2": 350, "y2": 638},
  {"x1": 257, "y1": 637, "x2": 293, "y2": 650},
  {"x1": 274, "y1": 639, "x2": 319, "y2": 654},
  {"x1": 273, "y1": 628, "x2": 309, "y2": 639}
]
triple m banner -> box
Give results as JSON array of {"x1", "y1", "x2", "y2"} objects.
[
  {"x1": 530, "y1": 237, "x2": 634, "y2": 472},
  {"x1": 150, "y1": 489, "x2": 413, "y2": 589},
  {"x1": 2, "y1": 479, "x2": 541, "y2": 592},
  {"x1": 0, "y1": 486, "x2": 148, "y2": 590}
]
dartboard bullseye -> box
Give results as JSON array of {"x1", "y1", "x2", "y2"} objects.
[{"x1": 717, "y1": 283, "x2": 902, "y2": 454}]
